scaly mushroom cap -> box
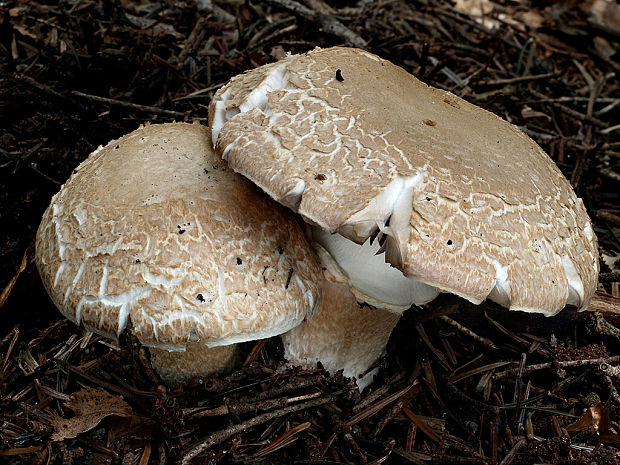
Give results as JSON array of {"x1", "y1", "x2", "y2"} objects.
[
  {"x1": 35, "y1": 122, "x2": 322, "y2": 350},
  {"x1": 209, "y1": 47, "x2": 598, "y2": 315}
]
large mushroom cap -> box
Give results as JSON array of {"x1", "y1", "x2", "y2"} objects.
[
  {"x1": 35, "y1": 122, "x2": 322, "y2": 350},
  {"x1": 209, "y1": 47, "x2": 598, "y2": 315}
]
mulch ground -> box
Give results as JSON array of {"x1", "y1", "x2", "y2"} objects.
[{"x1": 1, "y1": 0, "x2": 619, "y2": 464}]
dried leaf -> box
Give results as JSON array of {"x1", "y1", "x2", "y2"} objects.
[
  {"x1": 453, "y1": 0, "x2": 500, "y2": 29},
  {"x1": 51, "y1": 387, "x2": 132, "y2": 441},
  {"x1": 602, "y1": 252, "x2": 620, "y2": 270},
  {"x1": 13, "y1": 24, "x2": 38, "y2": 40},
  {"x1": 600, "y1": 432, "x2": 620, "y2": 444},
  {"x1": 590, "y1": 0, "x2": 620, "y2": 35},
  {"x1": 253, "y1": 422, "x2": 310, "y2": 457},
  {"x1": 475, "y1": 370, "x2": 494, "y2": 401},
  {"x1": 270, "y1": 45, "x2": 287, "y2": 61},
  {"x1": 346, "y1": 383, "x2": 415, "y2": 427},
  {"x1": 520, "y1": 10, "x2": 545, "y2": 29},
  {"x1": 138, "y1": 443, "x2": 152, "y2": 465},
  {"x1": 593, "y1": 37, "x2": 616, "y2": 60},
  {"x1": 521, "y1": 106, "x2": 551, "y2": 120},
  {"x1": 566, "y1": 406, "x2": 609, "y2": 433},
  {"x1": 0, "y1": 446, "x2": 44, "y2": 456},
  {"x1": 0, "y1": 245, "x2": 30, "y2": 308},
  {"x1": 524, "y1": 412, "x2": 534, "y2": 441},
  {"x1": 403, "y1": 408, "x2": 443, "y2": 444},
  {"x1": 450, "y1": 360, "x2": 513, "y2": 383}
]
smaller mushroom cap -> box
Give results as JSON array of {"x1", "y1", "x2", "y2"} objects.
[{"x1": 35, "y1": 122, "x2": 322, "y2": 351}]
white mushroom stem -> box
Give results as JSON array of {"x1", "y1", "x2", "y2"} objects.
[
  {"x1": 281, "y1": 264, "x2": 401, "y2": 391},
  {"x1": 149, "y1": 343, "x2": 238, "y2": 386}
]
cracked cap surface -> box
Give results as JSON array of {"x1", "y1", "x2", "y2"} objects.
[
  {"x1": 209, "y1": 47, "x2": 598, "y2": 315},
  {"x1": 35, "y1": 122, "x2": 322, "y2": 349}
]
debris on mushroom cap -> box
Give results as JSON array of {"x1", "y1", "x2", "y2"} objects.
[
  {"x1": 282, "y1": 258, "x2": 401, "y2": 391},
  {"x1": 209, "y1": 46, "x2": 599, "y2": 315},
  {"x1": 35, "y1": 122, "x2": 322, "y2": 351}
]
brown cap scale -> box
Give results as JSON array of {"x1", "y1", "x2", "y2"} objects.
[
  {"x1": 209, "y1": 46, "x2": 598, "y2": 315},
  {"x1": 35, "y1": 122, "x2": 322, "y2": 385}
]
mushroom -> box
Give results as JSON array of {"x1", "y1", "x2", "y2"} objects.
[
  {"x1": 35, "y1": 122, "x2": 322, "y2": 386},
  {"x1": 208, "y1": 47, "x2": 599, "y2": 384}
]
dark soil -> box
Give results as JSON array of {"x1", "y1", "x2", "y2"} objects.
[{"x1": 1, "y1": 1, "x2": 619, "y2": 464}]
